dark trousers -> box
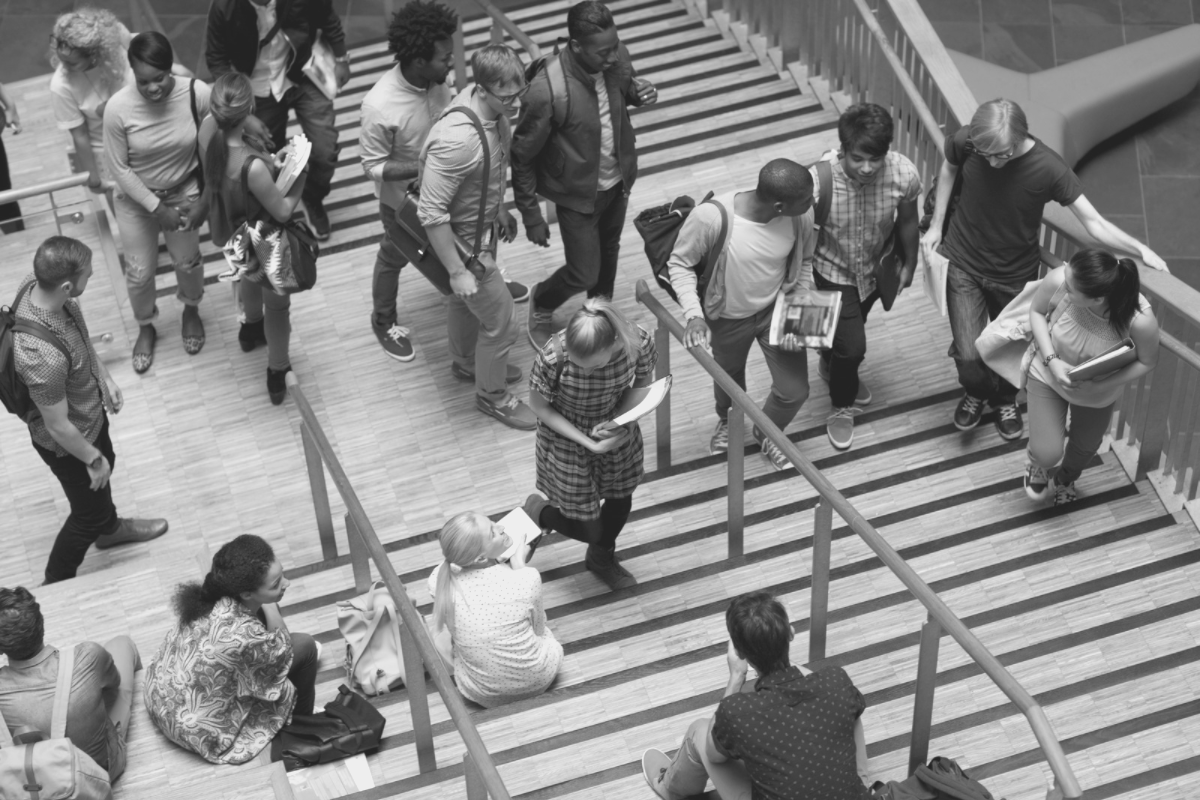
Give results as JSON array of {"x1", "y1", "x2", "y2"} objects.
[
  {"x1": 540, "y1": 495, "x2": 633, "y2": 550},
  {"x1": 709, "y1": 304, "x2": 810, "y2": 431},
  {"x1": 288, "y1": 632, "x2": 320, "y2": 715},
  {"x1": 253, "y1": 78, "x2": 339, "y2": 207},
  {"x1": 814, "y1": 271, "x2": 879, "y2": 409},
  {"x1": 0, "y1": 134, "x2": 24, "y2": 234},
  {"x1": 946, "y1": 262, "x2": 1026, "y2": 405},
  {"x1": 33, "y1": 416, "x2": 121, "y2": 584},
  {"x1": 372, "y1": 202, "x2": 410, "y2": 328},
  {"x1": 533, "y1": 183, "x2": 628, "y2": 310}
]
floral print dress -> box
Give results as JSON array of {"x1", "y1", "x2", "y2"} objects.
[{"x1": 144, "y1": 597, "x2": 296, "y2": 764}]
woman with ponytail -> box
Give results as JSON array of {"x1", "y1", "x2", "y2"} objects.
[
  {"x1": 526, "y1": 298, "x2": 657, "y2": 591},
  {"x1": 426, "y1": 512, "x2": 561, "y2": 707},
  {"x1": 198, "y1": 72, "x2": 307, "y2": 404},
  {"x1": 144, "y1": 534, "x2": 319, "y2": 764},
  {"x1": 1024, "y1": 249, "x2": 1160, "y2": 504}
]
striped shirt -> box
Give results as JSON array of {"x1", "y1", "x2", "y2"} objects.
[{"x1": 809, "y1": 151, "x2": 921, "y2": 299}]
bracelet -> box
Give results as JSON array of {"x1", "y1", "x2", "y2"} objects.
[{"x1": 1043, "y1": 353, "x2": 1059, "y2": 367}]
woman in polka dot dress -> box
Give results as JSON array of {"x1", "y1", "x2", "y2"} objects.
[{"x1": 525, "y1": 299, "x2": 658, "y2": 591}]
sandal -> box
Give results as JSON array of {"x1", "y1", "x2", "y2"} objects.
[
  {"x1": 181, "y1": 307, "x2": 206, "y2": 355},
  {"x1": 132, "y1": 324, "x2": 157, "y2": 374}
]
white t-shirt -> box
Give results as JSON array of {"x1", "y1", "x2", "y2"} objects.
[
  {"x1": 593, "y1": 71, "x2": 621, "y2": 190},
  {"x1": 49, "y1": 27, "x2": 135, "y2": 152},
  {"x1": 250, "y1": 0, "x2": 294, "y2": 100},
  {"x1": 719, "y1": 192, "x2": 797, "y2": 319}
]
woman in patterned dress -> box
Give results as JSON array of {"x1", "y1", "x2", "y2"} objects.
[
  {"x1": 525, "y1": 298, "x2": 657, "y2": 591},
  {"x1": 144, "y1": 534, "x2": 319, "y2": 764}
]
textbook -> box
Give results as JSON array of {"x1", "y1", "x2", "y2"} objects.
[
  {"x1": 1067, "y1": 338, "x2": 1137, "y2": 381},
  {"x1": 275, "y1": 134, "x2": 312, "y2": 195},
  {"x1": 611, "y1": 375, "x2": 673, "y2": 426},
  {"x1": 767, "y1": 290, "x2": 842, "y2": 351},
  {"x1": 497, "y1": 507, "x2": 544, "y2": 563}
]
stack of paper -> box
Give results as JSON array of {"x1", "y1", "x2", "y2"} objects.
[{"x1": 275, "y1": 134, "x2": 312, "y2": 195}]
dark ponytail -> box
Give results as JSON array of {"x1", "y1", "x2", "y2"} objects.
[
  {"x1": 171, "y1": 534, "x2": 276, "y2": 626},
  {"x1": 127, "y1": 31, "x2": 174, "y2": 72},
  {"x1": 1067, "y1": 249, "x2": 1141, "y2": 334}
]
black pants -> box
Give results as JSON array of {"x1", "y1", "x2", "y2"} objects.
[
  {"x1": 0, "y1": 133, "x2": 24, "y2": 234},
  {"x1": 814, "y1": 271, "x2": 879, "y2": 408},
  {"x1": 533, "y1": 183, "x2": 628, "y2": 311},
  {"x1": 33, "y1": 416, "x2": 121, "y2": 584},
  {"x1": 540, "y1": 496, "x2": 633, "y2": 550}
]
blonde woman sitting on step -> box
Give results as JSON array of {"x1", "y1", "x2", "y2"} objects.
[{"x1": 427, "y1": 512, "x2": 562, "y2": 708}]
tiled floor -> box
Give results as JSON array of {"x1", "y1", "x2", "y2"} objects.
[{"x1": 918, "y1": 0, "x2": 1200, "y2": 290}]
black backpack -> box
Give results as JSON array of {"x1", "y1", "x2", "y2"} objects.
[
  {"x1": 634, "y1": 192, "x2": 729, "y2": 304},
  {"x1": 524, "y1": 49, "x2": 570, "y2": 130},
  {"x1": 871, "y1": 756, "x2": 998, "y2": 800},
  {"x1": 0, "y1": 282, "x2": 71, "y2": 423}
]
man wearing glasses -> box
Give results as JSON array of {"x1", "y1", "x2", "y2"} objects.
[
  {"x1": 922, "y1": 98, "x2": 1167, "y2": 441},
  {"x1": 416, "y1": 44, "x2": 537, "y2": 430},
  {"x1": 512, "y1": 0, "x2": 658, "y2": 350}
]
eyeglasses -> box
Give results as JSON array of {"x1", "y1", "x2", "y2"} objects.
[
  {"x1": 978, "y1": 144, "x2": 1017, "y2": 160},
  {"x1": 487, "y1": 83, "x2": 530, "y2": 103}
]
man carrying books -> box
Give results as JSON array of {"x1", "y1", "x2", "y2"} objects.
[
  {"x1": 666, "y1": 159, "x2": 817, "y2": 471},
  {"x1": 809, "y1": 104, "x2": 922, "y2": 450}
]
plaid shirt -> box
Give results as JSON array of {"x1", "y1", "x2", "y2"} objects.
[
  {"x1": 13, "y1": 275, "x2": 110, "y2": 455},
  {"x1": 809, "y1": 151, "x2": 921, "y2": 299}
]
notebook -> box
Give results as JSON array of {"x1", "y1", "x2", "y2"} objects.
[
  {"x1": 1067, "y1": 338, "x2": 1137, "y2": 381},
  {"x1": 767, "y1": 289, "x2": 842, "y2": 351},
  {"x1": 611, "y1": 375, "x2": 672, "y2": 426}
]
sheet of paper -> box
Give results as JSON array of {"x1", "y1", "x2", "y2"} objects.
[
  {"x1": 287, "y1": 754, "x2": 374, "y2": 800},
  {"x1": 611, "y1": 375, "x2": 672, "y2": 426},
  {"x1": 497, "y1": 507, "x2": 543, "y2": 562}
]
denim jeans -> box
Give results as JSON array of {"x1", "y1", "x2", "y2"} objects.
[
  {"x1": 814, "y1": 272, "x2": 879, "y2": 409},
  {"x1": 101, "y1": 635, "x2": 140, "y2": 781},
  {"x1": 114, "y1": 182, "x2": 204, "y2": 325},
  {"x1": 33, "y1": 415, "x2": 122, "y2": 584},
  {"x1": 445, "y1": 261, "x2": 518, "y2": 402},
  {"x1": 1026, "y1": 376, "x2": 1114, "y2": 486},
  {"x1": 0, "y1": 133, "x2": 23, "y2": 234},
  {"x1": 533, "y1": 183, "x2": 628, "y2": 310},
  {"x1": 253, "y1": 78, "x2": 339, "y2": 207},
  {"x1": 946, "y1": 262, "x2": 1026, "y2": 405},
  {"x1": 288, "y1": 632, "x2": 320, "y2": 716},
  {"x1": 241, "y1": 278, "x2": 292, "y2": 371},
  {"x1": 372, "y1": 202, "x2": 410, "y2": 328},
  {"x1": 709, "y1": 304, "x2": 810, "y2": 431}
]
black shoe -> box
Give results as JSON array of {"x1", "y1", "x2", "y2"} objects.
[
  {"x1": 267, "y1": 366, "x2": 291, "y2": 405},
  {"x1": 95, "y1": 517, "x2": 169, "y2": 550},
  {"x1": 306, "y1": 200, "x2": 331, "y2": 241},
  {"x1": 994, "y1": 403, "x2": 1023, "y2": 440},
  {"x1": 239, "y1": 319, "x2": 267, "y2": 352},
  {"x1": 953, "y1": 393, "x2": 984, "y2": 430}
]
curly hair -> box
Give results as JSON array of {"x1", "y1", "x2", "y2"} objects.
[
  {"x1": 0, "y1": 587, "x2": 46, "y2": 661},
  {"x1": 388, "y1": 0, "x2": 459, "y2": 67},
  {"x1": 50, "y1": 7, "x2": 130, "y2": 94},
  {"x1": 173, "y1": 535, "x2": 276, "y2": 626}
]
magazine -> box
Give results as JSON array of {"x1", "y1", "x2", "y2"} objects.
[
  {"x1": 1067, "y1": 338, "x2": 1137, "y2": 381},
  {"x1": 611, "y1": 375, "x2": 672, "y2": 426},
  {"x1": 767, "y1": 290, "x2": 842, "y2": 351},
  {"x1": 302, "y1": 32, "x2": 340, "y2": 100},
  {"x1": 275, "y1": 134, "x2": 312, "y2": 195}
]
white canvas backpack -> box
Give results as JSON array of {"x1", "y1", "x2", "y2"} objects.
[{"x1": 337, "y1": 581, "x2": 407, "y2": 696}]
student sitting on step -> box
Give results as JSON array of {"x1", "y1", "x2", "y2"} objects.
[
  {"x1": 0, "y1": 586, "x2": 140, "y2": 782},
  {"x1": 144, "y1": 534, "x2": 319, "y2": 764},
  {"x1": 525, "y1": 299, "x2": 657, "y2": 591},
  {"x1": 428, "y1": 512, "x2": 563, "y2": 708},
  {"x1": 643, "y1": 591, "x2": 871, "y2": 800}
]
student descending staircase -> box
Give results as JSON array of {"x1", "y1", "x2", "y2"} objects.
[{"x1": 15, "y1": 1, "x2": 1200, "y2": 799}]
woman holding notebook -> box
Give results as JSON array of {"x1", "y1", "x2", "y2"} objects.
[{"x1": 1023, "y1": 249, "x2": 1159, "y2": 505}]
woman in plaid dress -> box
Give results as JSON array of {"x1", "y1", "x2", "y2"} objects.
[{"x1": 526, "y1": 299, "x2": 657, "y2": 590}]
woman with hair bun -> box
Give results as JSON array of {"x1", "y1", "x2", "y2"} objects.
[
  {"x1": 199, "y1": 71, "x2": 307, "y2": 404},
  {"x1": 144, "y1": 534, "x2": 318, "y2": 764},
  {"x1": 526, "y1": 298, "x2": 657, "y2": 591},
  {"x1": 1024, "y1": 249, "x2": 1160, "y2": 505},
  {"x1": 427, "y1": 511, "x2": 561, "y2": 708}
]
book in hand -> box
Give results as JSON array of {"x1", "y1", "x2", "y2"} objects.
[
  {"x1": 1066, "y1": 338, "x2": 1137, "y2": 381},
  {"x1": 767, "y1": 290, "x2": 843, "y2": 351},
  {"x1": 496, "y1": 507, "x2": 544, "y2": 562},
  {"x1": 611, "y1": 375, "x2": 672, "y2": 427},
  {"x1": 275, "y1": 134, "x2": 312, "y2": 195}
]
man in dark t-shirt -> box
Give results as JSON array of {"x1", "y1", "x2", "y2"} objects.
[
  {"x1": 922, "y1": 99, "x2": 1167, "y2": 440},
  {"x1": 642, "y1": 592, "x2": 870, "y2": 800}
]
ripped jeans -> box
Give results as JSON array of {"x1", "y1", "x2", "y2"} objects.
[{"x1": 114, "y1": 180, "x2": 204, "y2": 326}]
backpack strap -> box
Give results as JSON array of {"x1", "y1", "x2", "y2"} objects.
[
  {"x1": 444, "y1": 106, "x2": 492, "y2": 270},
  {"x1": 814, "y1": 159, "x2": 833, "y2": 228},
  {"x1": 545, "y1": 52, "x2": 570, "y2": 130},
  {"x1": 11, "y1": 282, "x2": 72, "y2": 366},
  {"x1": 50, "y1": 645, "x2": 76, "y2": 741},
  {"x1": 695, "y1": 197, "x2": 729, "y2": 303}
]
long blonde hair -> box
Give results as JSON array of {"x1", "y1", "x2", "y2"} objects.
[
  {"x1": 564, "y1": 298, "x2": 639, "y2": 363},
  {"x1": 431, "y1": 513, "x2": 490, "y2": 631},
  {"x1": 50, "y1": 8, "x2": 130, "y2": 96}
]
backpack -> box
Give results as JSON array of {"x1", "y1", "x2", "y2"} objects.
[
  {"x1": 634, "y1": 193, "x2": 729, "y2": 304},
  {"x1": 871, "y1": 756, "x2": 998, "y2": 800},
  {"x1": 337, "y1": 581, "x2": 408, "y2": 696},
  {"x1": 0, "y1": 282, "x2": 71, "y2": 424},
  {"x1": 524, "y1": 48, "x2": 569, "y2": 130},
  {"x1": 0, "y1": 646, "x2": 113, "y2": 800}
]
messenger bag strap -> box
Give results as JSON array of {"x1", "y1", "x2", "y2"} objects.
[
  {"x1": 445, "y1": 106, "x2": 491, "y2": 267},
  {"x1": 50, "y1": 646, "x2": 76, "y2": 741},
  {"x1": 697, "y1": 198, "x2": 728, "y2": 296}
]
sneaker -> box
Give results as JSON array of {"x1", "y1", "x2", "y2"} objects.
[
  {"x1": 267, "y1": 366, "x2": 291, "y2": 405},
  {"x1": 306, "y1": 199, "x2": 331, "y2": 241},
  {"x1": 528, "y1": 296, "x2": 556, "y2": 351},
  {"x1": 709, "y1": 418, "x2": 729, "y2": 454},
  {"x1": 1052, "y1": 480, "x2": 1077, "y2": 506},
  {"x1": 450, "y1": 361, "x2": 522, "y2": 384},
  {"x1": 826, "y1": 406, "x2": 860, "y2": 450},
  {"x1": 953, "y1": 393, "x2": 984, "y2": 430},
  {"x1": 995, "y1": 403, "x2": 1023, "y2": 440},
  {"x1": 758, "y1": 434, "x2": 793, "y2": 471},
  {"x1": 1024, "y1": 462, "x2": 1050, "y2": 501},
  {"x1": 372, "y1": 320, "x2": 415, "y2": 362},
  {"x1": 239, "y1": 319, "x2": 266, "y2": 352},
  {"x1": 585, "y1": 544, "x2": 637, "y2": 591},
  {"x1": 641, "y1": 749, "x2": 672, "y2": 800},
  {"x1": 476, "y1": 394, "x2": 537, "y2": 431}
]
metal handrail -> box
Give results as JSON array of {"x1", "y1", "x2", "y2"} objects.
[
  {"x1": 0, "y1": 173, "x2": 89, "y2": 206},
  {"x1": 474, "y1": 0, "x2": 543, "y2": 60},
  {"x1": 635, "y1": 280, "x2": 1082, "y2": 798},
  {"x1": 285, "y1": 373, "x2": 512, "y2": 800}
]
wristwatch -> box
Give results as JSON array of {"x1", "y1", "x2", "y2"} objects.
[
  {"x1": 334, "y1": 55, "x2": 351, "y2": 65},
  {"x1": 1043, "y1": 353, "x2": 1059, "y2": 367},
  {"x1": 88, "y1": 454, "x2": 103, "y2": 470}
]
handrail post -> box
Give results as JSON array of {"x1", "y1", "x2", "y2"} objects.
[
  {"x1": 490, "y1": 19, "x2": 503, "y2": 44},
  {"x1": 464, "y1": 751, "x2": 488, "y2": 800},
  {"x1": 453, "y1": 23, "x2": 468, "y2": 91},
  {"x1": 1135, "y1": 349, "x2": 1176, "y2": 480},
  {"x1": 727, "y1": 405, "x2": 745, "y2": 558},
  {"x1": 300, "y1": 424, "x2": 338, "y2": 561},
  {"x1": 809, "y1": 499, "x2": 833, "y2": 663},
  {"x1": 909, "y1": 614, "x2": 941, "y2": 774},
  {"x1": 401, "y1": 621, "x2": 438, "y2": 773},
  {"x1": 344, "y1": 513, "x2": 373, "y2": 594},
  {"x1": 655, "y1": 324, "x2": 672, "y2": 469}
]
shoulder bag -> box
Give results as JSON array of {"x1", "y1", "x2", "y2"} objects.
[
  {"x1": 337, "y1": 581, "x2": 407, "y2": 696},
  {"x1": 269, "y1": 685, "x2": 387, "y2": 772}
]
